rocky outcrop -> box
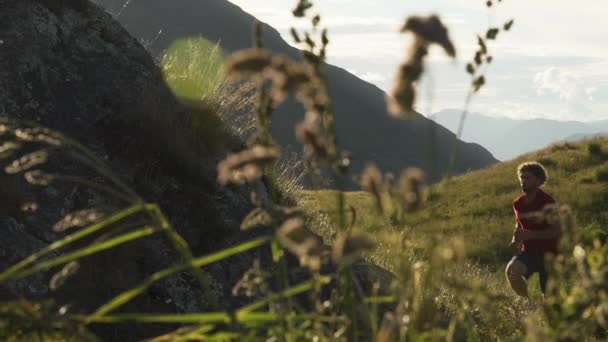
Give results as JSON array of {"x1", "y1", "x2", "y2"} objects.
[
  {"x1": 0, "y1": 0, "x2": 270, "y2": 339},
  {"x1": 0, "y1": 1, "x2": 398, "y2": 340}
]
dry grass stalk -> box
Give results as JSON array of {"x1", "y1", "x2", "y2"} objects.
[
  {"x1": 240, "y1": 207, "x2": 273, "y2": 230},
  {"x1": 388, "y1": 15, "x2": 455, "y2": 116},
  {"x1": 398, "y1": 167, "x2": 425, "y2": 212},
  {"x1": 49, "y1": 261, "x2": 80, "y2": 290},
  {"x1": 24, "y1": 170, "x2": 54, "y2": 186},
  {"x1": 0, "y1": 141, "x2": 22, "y2": 159},
  {"x1": 5, "y1": 150, "x2": 49, "y2": 174},
  {"x1": 295, "y1": 111, "x2": 336, "y2": 168},
  {"x1": 400, "y1": 15, "x2": 455, "y2": 58},
  {"x1": 276, "y1": 218, "x2": 325, "y2": 271},
  {"x1": 53, "y1": 209, "x2": 106, "y2": 232},
  {"x1": 217, "y1": 145, "x2": 280, "y2": 185},
  {"x1": 231, "y1": 259, "x2": 270, "y2": 297},
  {"x1": 332, "y1": 229, "x2": 376, "y2": 267},
  {"x1": 360, "y1": 164, "x2": 386, "y2": 214},
  {"x1": 14, "y1": 127, "x2": 63, "y2": 146},
  {"x1": 225, "y1": 48, "x2": 273, "y2": 80},
  {"x1": 226, "y1": 49, "x2": 328, "y2": 112}
]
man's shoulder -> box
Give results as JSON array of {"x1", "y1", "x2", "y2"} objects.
[
  {"x1": 513, "y1": 193, "x2": 526, "y2": 205},
  {"x1": 539, "y1": 188, "x2": 556, "y2": 203}
]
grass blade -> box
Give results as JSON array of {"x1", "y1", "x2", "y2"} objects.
[
  {"x1": 148, "y1": 325, "x2": 216, "y2": 342},
  {"x1": 236, "y1": 275, "x2": 332, "y2": 315},
  {"x1": 84, "y1": 312, "x2": 231, "y2": 324},
  {"x1": 237, "y1": 311, "x2": 277, "y2": 324},
  {"x1": 89, "y1": 237, "x2": 271, "y2": 319},
  {"x1": 0, "y1": 203, "x2": 146, "y2": 282},
  {"x1": 84, "y1": 312, "x2": 343, "y2": 325},
  {"x1": 364, "y1": 296, "x2": 396, "y2": 304},
  {"x1": 6, "y1": 226, "x2": 158, "y2": 281}
]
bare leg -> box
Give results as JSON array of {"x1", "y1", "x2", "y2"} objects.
[{"x1": 506, "y1": 259, "x2": 529, "y2": 298}]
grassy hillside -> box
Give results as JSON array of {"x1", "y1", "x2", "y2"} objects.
[
  {"x1": 298, "y1": 137, "x2": 608, "y2": 339},
  {"x1": 301, "y1": 137, "x2": 608, "y2": 264}
]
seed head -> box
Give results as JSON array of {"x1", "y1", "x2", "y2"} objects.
[
  {"x1": 217, "y1": 145, "x2": 280, "y2": 185},
  {"x1": 225, "y1": 48, "x2": 273, "y2": 80},
  {"x1": 53, "y1": 209, "x2": 105, "y2": 232},
  {"x1": 49, "y1": 261, "x2": 80, "y2": 290},
  {"x1": 240, "y1": 207, "x2": 273, "y2": 230},
  {"x1": 401, "y1": 15, "x2": 455, "y2": 57},
  {"x1": 360, "y1": 164, "x2": 385, "y2": 214},
  {"x1": 24, "y1": 170, "x2": 54, "y2": 186},
  {"x1": 332, "y1": 229, "x2": 376, "y2": 267},
  {"x1": 276, "y1": 218, "x2": 325, "y2": 271},
  {"x1": 5, "y1": 150, "x2": 48, "y2": 174},
  {"x1": 14, "y1": 127, "x2": 63, "y2": 146},
  {"x1": 295, "y1": 114, "x2": 336, "y2": 165},
  {"x1": 398, "y1": 167, "x2": 425, "y2": 212}
]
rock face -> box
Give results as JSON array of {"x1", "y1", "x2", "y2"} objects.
[{"x1": 0, "y1": 0, "x2": 269, "y2": 339}]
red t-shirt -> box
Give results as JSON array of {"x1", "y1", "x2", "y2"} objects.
[{"x1": 513, "y1": 188, "x2": 558, "y2": 255}]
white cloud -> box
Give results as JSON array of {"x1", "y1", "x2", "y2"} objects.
[
  {"x1": 585, "y1": 87, "x2": 597, "y2": 101},
  {"x1": 472, "y1": 100, "x2": 588, "y2": 122},
  {"x1": 347, "y1": 69, "x2": 389, "y2": 85},
  {"x1": 227, "y1": 0, "x2": 608, "y2": 121},
  {"x1": 358, "y1": 72, "x2": 387, "y2": 83},
  {"x1": 477, "y1": 101, "x2": 544, "y2": 119},
  {"x1": 533, "y1": 67, "x2": 595, "y2": 104},
  {"x1": 325, "y1": 15, "x2": 399, "y2": 28},
  {"x1": 325, "y1": 32, "x2": 403, "y2": 60}
]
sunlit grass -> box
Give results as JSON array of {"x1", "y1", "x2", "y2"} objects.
[
  {"x1": 161, "y1": 37, "x2": 225, "y2": 101},
  {"x1": 300, "y1": 138, "x2": 608, "y2": 265},
  {"x1": 297, "y1": 137, "x2": 608, "y2": 339}
]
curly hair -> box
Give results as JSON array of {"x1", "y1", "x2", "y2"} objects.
[{"x1": 517, "y1": 161, "x2": 548, "y2": 185}]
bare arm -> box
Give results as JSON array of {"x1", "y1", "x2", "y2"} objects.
[
  {"x1": 511, "y1": 222, "x2": 522, "y2": 242},
  {"x1": 509, "y1": 222, "x2": 522, "y2": 254}
]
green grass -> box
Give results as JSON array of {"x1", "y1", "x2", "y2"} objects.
[
  {"x1": 156, "y1": 36, "x2": 255, "y2": 157},
  {"x1": 161, "y1": 37, "x2": 225, "y2": 101},
  {"x1": 297, "y1": 137, "x2": 608, "y2": 339},
  {"x1": 144, "y1": 36, "x2": 253, "y2": 177},
  {"x1": 299, "y1": 190, "x2": 389, "y2": 234},
  {"x1": 160, "y1": 36, "x2": 234, "y2": 154},
  {"x1": 301, "y1": 137, "x2": 608, "y2": 265}
]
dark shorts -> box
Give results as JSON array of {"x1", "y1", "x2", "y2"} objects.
[{"x1": 510, "y1": 252, "x2": 548, "y2": 293}]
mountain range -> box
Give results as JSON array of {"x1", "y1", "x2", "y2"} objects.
[
  {"x1": 92, "y1": 0, "x2": 497, "y2": 187},
  {"x1": 431, "y1": 109, "x2": 608, "y2": 160}
]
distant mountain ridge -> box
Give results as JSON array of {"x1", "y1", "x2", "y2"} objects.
[
  {"x1": 93, "y1": 0, "x2": 497, "y2": 187},
  {"x1": 431, "y1": 109, "x2": 608, "y2": 160},
  {"x1": 564, "y1": 132, "x2": 608, "y2": 142}
]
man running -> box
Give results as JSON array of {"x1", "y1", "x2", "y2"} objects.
[{"x1": 506, "y1": 161, "x2": 561, "y2": 298}]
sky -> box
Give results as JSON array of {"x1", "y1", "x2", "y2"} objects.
[{"x1": 228, "y1": 0, "x2": 608, "y2": 122}]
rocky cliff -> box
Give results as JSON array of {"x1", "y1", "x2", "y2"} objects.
[{"x1": 0, "y1": 0, "x2": 270, "y2": 339}]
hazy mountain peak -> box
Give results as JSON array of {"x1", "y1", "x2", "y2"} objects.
[{"x1": 431, "y1": 110, "x2": 608, "y2": 160}]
